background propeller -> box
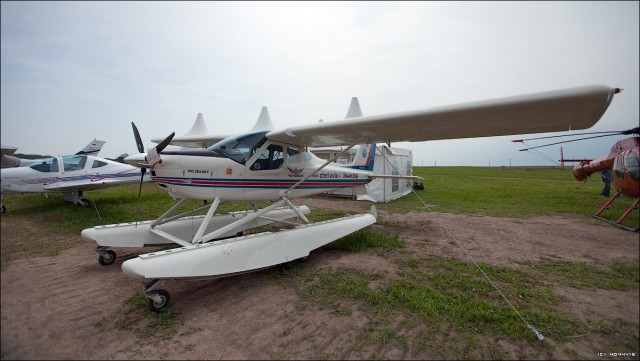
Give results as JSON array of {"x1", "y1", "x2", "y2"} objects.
[{"x1": 132, "y1": 122, "x2": 145, "y2": 153}]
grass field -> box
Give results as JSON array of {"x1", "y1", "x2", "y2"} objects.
[
  {"x1": 1, "y1": 166, "x2": 638, "y2": 359},
  {"x1": 380, "y1": 166, "x2": 639, "y2": 229},
  {"x1": 2, "y1": 166, "x2": 637, "y2": 232}
]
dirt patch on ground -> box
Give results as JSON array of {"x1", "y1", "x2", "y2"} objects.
[{"x1": 1, "y1": 198, "x2": 638, "y2": 360}]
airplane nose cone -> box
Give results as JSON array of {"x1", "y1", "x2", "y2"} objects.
[{"x1": 122, "y1": 258, "x2": 145, "y2": 278}]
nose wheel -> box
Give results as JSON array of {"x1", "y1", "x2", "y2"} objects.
[
  {"x1": 96, "y1": 247, "x2": 117, "y2": 266},
  {"x1": 143, "y1": 279, "x2": 171, "y2": 313}
]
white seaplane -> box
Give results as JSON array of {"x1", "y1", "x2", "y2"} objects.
[{"x1": 81, "y1": 84, "x2": 620, "y2": 312}]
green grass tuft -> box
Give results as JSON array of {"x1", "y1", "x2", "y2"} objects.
[{"x1": 322, "y1": 230, "x2": 405, "y2": 252}]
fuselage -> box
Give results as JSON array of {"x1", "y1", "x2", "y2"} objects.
[
  {"x1": 140, "y1": 132, "x2": 375, "y2": 201},
  {"x1": 1, "y1": 154, "x2": 143, "y2": 194}
]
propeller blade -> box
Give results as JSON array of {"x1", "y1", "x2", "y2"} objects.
[
  {"x1": 132, "y1": 122, "x2": 145, "y2": 153},
  {"x1": 156, "y1": 132, "x2": 176, "y2": 153}
]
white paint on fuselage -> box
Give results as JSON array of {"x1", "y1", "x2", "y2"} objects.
[
  {"x1": 1, "y1": 155, "x2": 143, "y2": 195},
  {"x1": 150, "y1": 151, "x2": 373, "y2": 201}
]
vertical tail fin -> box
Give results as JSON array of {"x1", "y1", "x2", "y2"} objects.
[
  {"x1": 343, "y1": 97, "x2": 374, "y2": 171},
  {"x1": 75, "y1": 139, "x2": 106, "y2": 156},
  {"x1": 347, "y1": 143, "x2": 376, "y2": 171}
]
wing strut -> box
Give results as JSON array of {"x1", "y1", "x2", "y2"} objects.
[{"x1": 281, "y1": 136, "x2": 366, "y2": 197}]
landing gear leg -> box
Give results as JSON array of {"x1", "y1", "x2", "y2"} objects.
[
  {"x1": 64, "y1": 191, "x2": 90, "y2": 207},
  {"x1": 1, "y1": 194, "x2": 6, "y2": 214},
  {"x1": 143, "y1": 279, "x2": 171, "y2": 313}
]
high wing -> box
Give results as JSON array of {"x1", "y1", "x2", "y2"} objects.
[{"x1": 266, "y1": 85, "x2": 617, "y2": 147}]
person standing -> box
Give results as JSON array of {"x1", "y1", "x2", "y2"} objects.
[{"x1": 600, "y1": 168, "x2": 612, "y2": 196}]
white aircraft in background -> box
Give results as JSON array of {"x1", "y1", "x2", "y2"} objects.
[
  {"x1": 1, "y1": 139, "x2": 106, "y2": 168},
  {"x1": 81, "y1": 85, "x2": 620, "y2": 312},
  {"x1": 0, "y1": 151, "x2": 149, "y2": 213}
]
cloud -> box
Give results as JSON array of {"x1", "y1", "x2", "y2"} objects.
[{"x1": 1, "y1": 1, "x2": 638, "y2": 165}]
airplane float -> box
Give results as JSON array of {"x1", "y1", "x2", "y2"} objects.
[
  {"x1": 0, "y1": 150, "x2": 149, "y2": 213},
  {"x1": 81, "y1": 85, "x2": 620, "y2": 312},
  {"x1": 1, "y1": 139, "x2": 106, "y2": 168}
]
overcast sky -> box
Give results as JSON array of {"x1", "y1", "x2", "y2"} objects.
[{"x1": 1, "y1": 1, "x2": 638, "y2": 166}]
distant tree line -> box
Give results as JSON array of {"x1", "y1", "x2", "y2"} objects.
[{"x1": 14, "y1": 153, "x2": 54, "y2": 159}]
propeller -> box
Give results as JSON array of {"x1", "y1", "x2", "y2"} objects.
[
  {"x1": 131, "y1": 122, "x2": 148, "y2": 200},
  {"x1": 154, "y1": 131, "x2": 176, "y2": 155},
  {"x1": 130, "y1": 122, "x2": 175, "y2": 199}
]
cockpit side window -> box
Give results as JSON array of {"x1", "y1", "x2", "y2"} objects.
[
  {"x1": 92, "y1": 160, "x2": 108, "y2": 168},
  {"x1": 625, "y1": 151, "x2": 639, "y2": 181},
  {"x1": 286, "y1": 146, "x2": 301, "y2": 163},
  {"x1": 62, "y1": 155, "x2": 87, "y2": 172},
  {"x1": 29, "y1": 158, "x2": 59, "y2": 173},
  {"x1": 209, "y1": 131, "x2": 268, "y2": 165},
  {"x1": 249, "y1": 144, "x2": 284, "y2": 171},
  {"x1": 613, "y1": 154, "x2": 625, "y2": 179}
]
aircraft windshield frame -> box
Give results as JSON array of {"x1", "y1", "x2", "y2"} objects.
[
  {"x1": 28, "y1": 157, "x2": 59, "y2": 173},
  {"x1": 209, "y1": 131, "x2": 269, "y2": 165}
]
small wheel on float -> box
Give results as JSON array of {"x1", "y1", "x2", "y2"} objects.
[
  {"x1": 147, "y1": 289, "x2": 171, "y2": 313},
  {"x1": 98, "y1": 250, "x2": 117, "y2": 266}
]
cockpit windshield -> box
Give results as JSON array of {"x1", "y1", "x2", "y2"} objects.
[
  {"x1": 208, "y1": 131, "x2": 269, "y2": 165},
  {"x1": 29, "y1": 158, "x2": 59, "y2": 173}
]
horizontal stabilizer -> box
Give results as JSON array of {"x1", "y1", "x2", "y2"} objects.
[{"x1": 370, "y1": 174, "x2": 423, "y2": 180}]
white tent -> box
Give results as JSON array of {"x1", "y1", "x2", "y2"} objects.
[{"x1": 311, "y1": 144, "x2": 415, "y2": 202}]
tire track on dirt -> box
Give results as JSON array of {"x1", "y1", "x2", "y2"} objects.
[{"x1": 1, "y1": 243, "x2": 144, "y2": 359}]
